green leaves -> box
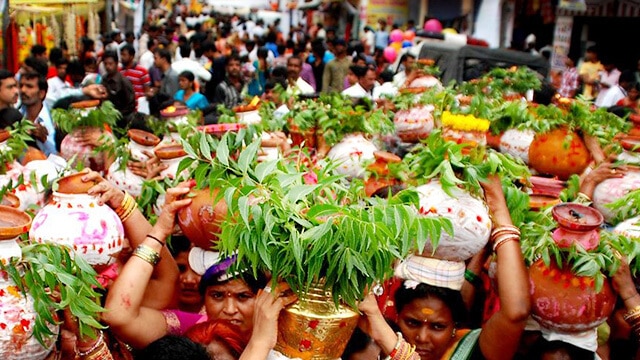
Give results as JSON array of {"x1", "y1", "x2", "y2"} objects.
[
  {"x1": 52, "y1": 101, "x2": 121, "y2": 134},
  {"x1": 2, "y1": 242, "x2": 105, "y2": 346}
]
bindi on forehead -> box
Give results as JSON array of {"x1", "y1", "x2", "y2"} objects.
[{"x1": 421, "y1": 307, "x2": 434, "y2": 315}]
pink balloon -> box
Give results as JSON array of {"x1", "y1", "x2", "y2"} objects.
[
  {"x1": 383, "y1": 46, "x2": 397, "y2": 63},
  {"x1": 424, "y1": 19, "x2": 443, "y2": 33},
  {"x1": 390, "y1": 29, "x2": 404, "y2": 43},
  {"x1": 403, "y1": 30, "x2": 415, "y2": 41}
]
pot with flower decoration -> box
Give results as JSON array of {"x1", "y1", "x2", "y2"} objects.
[
  {"x1": 54, "y1": 100, "x2": 120, "y2": 172},
  {"x1": 402, "y1": 59, "x2": 443, "y2": 92},
  {"x1": 326, "y1": 134, "x2": 378, "y2": 178},
  {"x1": 393, "y1": 105, "x2": 435, "y2": 143},
  {"x1": 0, "y1": 205, "x2": 58, "y2": 360},
  {"x1": 592, "y1": 171, "x2": 640, "y2": 224},
  {"x1": 528, "y1": 127, "x2": 592, "y2": 180},
  {"x1": 441, "y1": 111, "x2": 490, "y2": 148},
  {"x1": 28, "y1": 172, "x2": 125, "y2": 269},
  {"x1": 107, "y1": 129, "x2": 161, "y2": 197},
  {"x1": 159, "y1": 106, "x2": 195, "y2": 145},
  {"x1": 234, "y1": 97, "x2": 262, "y2": 125},
  {"x1": 528, "y1": 203, "x2": 616, "y2": 333}
]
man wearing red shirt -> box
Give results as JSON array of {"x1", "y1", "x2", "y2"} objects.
[{"x1": 120, "y1": 44, "x2": 151, "y2": 112}]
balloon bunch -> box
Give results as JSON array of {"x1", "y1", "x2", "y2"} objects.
[{"x1": 383, "y1": 29, "x2": 416, "y2": 63}]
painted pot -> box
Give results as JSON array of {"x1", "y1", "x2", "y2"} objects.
[
  {"x1": 29, "y1": 189, "x2": 124, "y2": 267},
  {"x1": 407, "y1": 75, "x2": 442, "y2": 90},
  {"x1": 161, "y1": 106, "x2": 190, "y2": 128},
  {"x1": 593, "y1": 171, "x2": 640, "y2": 223},
  {"x1": 617, "y1": 135, "x2": 640, "y2": 164},
  {"x1": 529, "y1": 259, "x2": 616, "y2": 333},
  {"x1": 528, "y1": 128, "x2": 591, "y2": 180},
  {"x1": 326, "y1": 134, "x2": 378, "y2": 178},
  {"x1": 442, "y1": 128, "x2": 487, "y2": 148},
  {"x1": 393, "y1": 105, "x2": 435, "y2": 143},
  {"x1": 155, "y1": 145, "x2": 188, "y2": 179},
  {"x1": 60, "y1": 127, "x2": 108, "y2": 172},
  {"x1": 530, "y1": 176, "x2": 566, "y2": 198},
  {"x1": 613, "y1": 216, "x2": 640, "y2": 239},
  {"x1": 236, "y1": 110, "x2": 262, "y2": 125},
  {"x1": 177, "y1": 188, "x2": 228, "y2": 249},
  {"x1": 551, "y1": 203, "x2": 603, "y2": 251},
  {"x1": 0, "y1": 175, "x2": 45, "y2": 212},
  {"x1": 106, "y1": 129, "x2": 160, "y2": 197},
  {"x1": 275, "y1": 284, "x2": 359, "y2": 360},
  {"x1": 0, "y1": 205, "x2": 57, "y2": 360},
  {"x1": 499, "y1": 129, "x2": 535, "y2": 164},
  {"x1": 415, "y1": 181, "x2": 491, "y2": 262}
]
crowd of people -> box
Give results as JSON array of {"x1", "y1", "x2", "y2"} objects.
[{"x1": 2, "y1": 5, "x2": 640, "y2": 360}]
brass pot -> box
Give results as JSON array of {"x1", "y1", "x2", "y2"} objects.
[{"x1": 275, "y1": 285, "x2": 360, "y2": 360}]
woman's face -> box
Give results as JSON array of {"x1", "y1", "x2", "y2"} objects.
[
  {"x1": 175, "y1": 251, "x2": 203, "y2": 310},
  {"x1": 204, "y1": 279, "x2": 256, "y2": 334},
  {"x1": 179, "y1": 76, "x2": 191, "y2": 90},
  {"x1": 398, "y1": 296, "x2": 456, "y2": 360},
  {"x1": 629, "y1": 88, "x2": 639, "y2": 101}
]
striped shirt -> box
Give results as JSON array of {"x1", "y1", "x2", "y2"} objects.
[{"x1": 121, "y1": 63, "x2": 151, "y2": 99}]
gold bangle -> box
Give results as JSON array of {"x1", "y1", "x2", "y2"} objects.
[
  {"x1": 115, "y1": 192, "x2": 137, "y2": 222},
  {"x1": 624, "y1": 305, "x2": 640, "y2": 322},
  {"x1": 84, "y1": 340, "x2": 111, "y2": 360},
  {"x1": 575, "y1": 192, "x2": 592, "y2": 205},
  {"x1": 77, "y1": 331, "x2": 104, "y2": 357},
  {"x1": 119, "y1": 201, "x2": 138, "y2": 222},
  {"x1": 114, "y1": 192, "x2": 132, "y2": 215},
  {"x1": 133, "y1": 245, "x2": 161, "y2": 266},
  {"x1": 493, "y1": 234, "x2": 520, "y2": 253},
  {"x1": 491, "y1": 225, "x2": 520, "y2": 239}
]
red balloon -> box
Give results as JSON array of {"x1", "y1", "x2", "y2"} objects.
[
  {"x1": 424, "y1": 19, "x2": 443, "y2": 33},
  {"x1": 403, "y1": 30, "x2": 415, "y2": 41}
]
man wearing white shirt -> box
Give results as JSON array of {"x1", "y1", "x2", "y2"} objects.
[
  {"x1": 19, "y1": 72, "x2": 57, "y2": 155},
  {"x1": 286, "y1": 56, "x2": 315, "y2": 95},
  {"x1": 393, "y1": 53, "x2": 416, "y2": 88},
  {"x1": 597, "y1": 70, "x2": 635, "y2": 108},
  {"x1": 342, "y1": 65, "x2": 377, "y2": 100},
  {"x1": 46, "y1": 58, "x2": 71, "y2": 109},
  {"x1": 595, "y1": 59, "x2": 621, "y2": 107}
]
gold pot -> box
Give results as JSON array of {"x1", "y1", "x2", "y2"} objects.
[{"x1": 275, "y1": 285, "x2": 360, "y2": 360}]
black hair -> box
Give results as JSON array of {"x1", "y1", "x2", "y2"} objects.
[
  {"x1": 121, "y1": 44, "x2": 136, "y2": 57},
  {"x1": 54, "y1": 57, "x2": 69, "y2": 68},
  {"x1": 68, "y1": 60, "x2": 86, "y2": 77},
  {"x1": 527, "y1": 339, "x2": 595, "y2": 360},
  {"x1": 21, "y1": 72, "x2": 48, "y2": 92},
  {"x1": 125, "y1": 31, "x2": 135, "y2": 39},
  {"x1": 49, "y1": 48, "x2": 64, "y2": 64},
  {"x1": 287, "y1": 55, "x2": 302, "y2": 66},
  {"x1": 0, "y1": 69, "x2": 14, "y2": 83},
  {"x1": 395, "y1": 281, "x2": 469, "y2": 328},
  {"x1": 379, "y1": 69, "x2": 395, "y2": 83},
  {"x1": 179, "y1": 71, "x2": 196, "y2": 90},
  {"x1": 155, "y1": 48, "x2": 173, "y2": 64},
  {"x1": 23, "y1": 57, "x2": 48, "y2": 78},
  {"x1": 102, "y1": 50, "x2": 119, "y2": 63},
  {"x1": 341, "y1": 327, "x2": 377, "y2": 360},
  {"x1": 198, "y1": 268, "x2": 268, "y2": 296},
  {"x1": 225, "y1": 54, "x2": 242, "y2": 67},
  {"x1": 257, "y1": 47, "x2": 269, "y2": 59},
  {"x1": 271, "y1": 66, "x2": 287, "y2": 79},
  {"x1": 0, "y1": 108, "x2": 23, "y2": 129},
  {"x1": 168, "y1": 236, "x2": 191, "y2": 257},
  {"x1": 179, "y1": 44, "x2": 191, "y2": 58},
  {"x1": 30, "y1": 44, "x2": 47, "y2": 57},
  {"x1": 349, "y1": 65, "x2": 368, "y2": 78},
  {"x1": 201, "y1": 41, "x2": 216, "y2": 53},
  {"x1": 277, "y1": 44, "x2": 286, "y2": 55},
  {"x1": 136, "y1": 335, "x2": 210, "y2": 360},
  {"x1": 620, "y1": 70, "x2": 636, "y2": 84},
  {"x1": 265, "y1": 77, "x2": 287, "y2": 91}
]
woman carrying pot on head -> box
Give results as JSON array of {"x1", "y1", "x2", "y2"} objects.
[
  {"x1": 358, "y1": 175, "x2": 531, "y2": 360},
  {"x1": 101, "y1": 180, "x2": 272, "y2": 349}
]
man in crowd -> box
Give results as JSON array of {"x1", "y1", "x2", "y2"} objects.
[
  {"x1": 393, "y1": 53, "x2": 416, "y2": 88},
  {"x1": 213, "y1": 54, "x2": 244, "y2": 109},
  {"x1": 286, "y1": 56, "x2": 315, "y2": 95},
  {"x1": 46, "y1": 58, "x2": 70, "y2": 109},
  {"x1": 322, "y1": 38, "x2": 351, "y2": 93},
  {"x1": 120, "y1": 44, "x2": 151, "y2": 113},
  {"x1": 557, "y1": 55, "x2": 579, "y2": 98},
  {"x1": 154, "y1": 48, "x2": 180, "y2": 99},
  {"x1": 342, "y1": 65, "x2": 377, "y2": 99},
  {"x1": 19, "y1": 72, "x2": 57, "y2": 155},
  {"x1": 102, "y1": 50, "x2": 136, "y2": 128},
  {"x1": 0, "y1": 70, "x2": 19, "y2": 111}
]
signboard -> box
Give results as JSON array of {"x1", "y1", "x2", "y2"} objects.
[
  {"x1": 550, "y1": 16, "x2": 573, "y2": 71},
  {"x1": 558, "y1": 0, "x2": 586, "y2": 11},
  {"x1": 366, "y1": 0, "x2": 408, "y2": 26}
]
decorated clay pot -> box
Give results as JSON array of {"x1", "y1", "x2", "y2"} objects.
[
  {"x1": 407, "y1": 75, "x2": 442, "y2": 90},
  {"x1": 289, "y1": 125, "x2": 317, "y2": 150},
  {"x1": 155, "y1": 144, "x2": 188, "y2": 179},
  {"x1": 198, "y1": 123, "x2": 245, "y2": 137},
  {"x1": 613, "y1": 216, "x2": 640, "y2": 239},
  {"x1": 236, "y1": 110, "x2": 261, "y2": 125},
  {"x1": 177, "y1": 187, "x2": 228, "y2": 249},
  {"x1": 499, "y1": 129, "x2": 535, "y2": 164},
  {"x1": 528, "y1": 128, "x2": 591, "y2": 180},
  {"x1": 275, "y1": 284, "x2": 359, "y2": 360},
  {"x1": 529, "y1": 194, "x2": 560, "y2": 211},
  {"x1": 529, "y1": 259, "x2": 616, "y2": 333},
  {"x1": 326, "y1": 134, "x2": 378, "y2": 178},
  {"x1": 394, "y1": 105, "x2": 435, "y2": 143},
  {"x1": 617, "y1": 135, "x2": 640, "y2": 164},
  {"x1": 551, "y1": 203, "x2": 603, "y2": 251},
  {"x1": 160, "y1": 106, "x2": 190, "y2": 127},
  {"x1": 0, "y1": 205, "x2": 57, "y2": 360},
  {"x1": 415, "y1": 181, "x2": 491, "y2": 262},
  {"x1": 442, "y1": 128, "x2": 487, "y2": 148},
  {"x1": 60, "y1": 127, "x2": 109, "y2": 172},
  {"x1": 593, "y1": 171, "x2": 640, "y2": 223},
  {"x1": 0, "y1": 175, "x2": 45, "y2": 212},
  {"x1": 29, "y1": 176, "x2": 124, "y2": 267},
  {"x1": 530, "y1": 176, "x2": 566, "y2": 198},
  {"x1": 364, "y1": 151, "x2": 402, "y2": 197},
  {"x1": 106, "y1": 129, "x2": 161, "y2": 197},
  {"x1": 127, "y1": 129, "x2": 161, "y2": 161},
  {"x1": 0, "y1": 193, "x2": 20, "y2": 208},
  {"x1": 21, "y1": 147, "x2": 47, "y2": 165}
]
